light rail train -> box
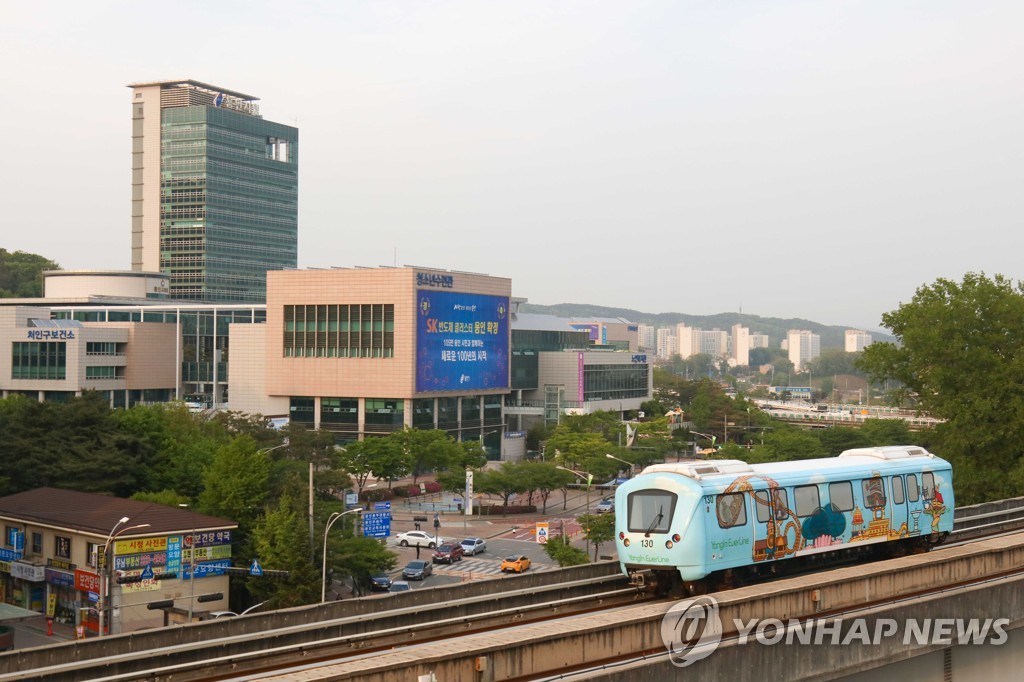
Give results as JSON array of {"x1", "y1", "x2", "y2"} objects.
[{"x1": 614, "y1": 445, "x2": 954, "y2": 593}]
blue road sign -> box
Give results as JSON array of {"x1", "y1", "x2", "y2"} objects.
[
  {"x1": 140, "y1": 564, "x2": 154, "y2": 580},
  {"x1": 249, "y1": 559, "x2": 263, "y2": 577}
]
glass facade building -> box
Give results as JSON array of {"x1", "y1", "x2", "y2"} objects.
[{"x1": 131, "y1": 80, "x2": 298, "y2": 303}]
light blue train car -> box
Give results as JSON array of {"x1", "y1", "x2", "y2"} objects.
[{"x1": 614, "y1": 446, "x2": 954, "y2": 593}]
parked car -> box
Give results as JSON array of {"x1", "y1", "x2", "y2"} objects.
[
  {"x1": 596, "y1": 497, "x2": 615, "y2": 514},
  {"x1": 500, "y1": 555, "x2": 532, "y2": 573},
  {"x1": 368, "y1": 572, "x2": 393, "y2": 592},
  {"x1": 402, "y1": 559, "x2": 433, "y2": 580},
  {"x1": 460, "y1": 537, "x2": 487, "y2": 556},
  {"x1": 432, "y1": 543, "x2": 464, "y2": 563},
  {"x1": 389, "y1": 580, "x2": 412, "y2": 593},
  {"x1": 395, "y1": 531, "x2": 444, "y2": 548}
]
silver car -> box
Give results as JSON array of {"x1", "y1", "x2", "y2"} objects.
[
  {"x1": 402, "y1": 560, "x2": 433, "y2": 580},
  {"x1": 460, "y1": 537, "x2": 487, "y2": 556}
]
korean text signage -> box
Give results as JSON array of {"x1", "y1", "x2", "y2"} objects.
[
  {"x1": 114, "y1": 552, "x2": 168, "y2": 571},
  {"x1": 0, "y1": 548, "x2": 23, "y2": 562},
  {"x1": 416, "y1": 291, "x2": 509, "y2": 392},
  {"x1": 11, "y1": 562, "x2": 45, "y2": 581},
  {"x1": 416, "y1": 272, "x2": 454, "y2": 289},
  {"x1": 26, "y1": 329, "x2": 75, "y2": 340},
  {"x1": 363, "y1": 512, "x2": 392, "y2": 538},
  {"x1": 74, "y1": 569, "x2": 100, "y2": 594},
  {"x1": 114, "y1": 536, "x2": 167, "y2": 555},
  {"x1": 578, "y1": 353, "x2": 585, "y2": 402}
]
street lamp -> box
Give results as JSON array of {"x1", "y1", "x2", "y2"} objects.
[
  {"x1": 99, "y1": 517, "x2": 151, "y2": 638},
  {"x1": 177, "y1": 504, "x2": 201, "y2": 623},
  {"x1": 605, "y1": 453, "x2": 634, "y2": 478},
  {"x1": 556, "y1": 466, "x2": 593, "y2": 556},
  {"x1": 321, "y1": 508, "x2": 363, "y2": 603}
]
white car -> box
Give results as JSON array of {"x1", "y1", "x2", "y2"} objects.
[
  {"x1": 460, "y1": 538, "x2": 487, "y2": 556},
  {"x1": 395, "y1": 530, "x2": 444, "y2": 548}
]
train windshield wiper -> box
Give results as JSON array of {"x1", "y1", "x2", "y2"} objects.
[{"x1": 646, "y1": 507, "x2": 663, "y2": 535}]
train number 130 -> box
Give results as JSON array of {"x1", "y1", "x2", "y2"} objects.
[{"x1": 640, "y1": 539, "x2": 654, "y2": 548}]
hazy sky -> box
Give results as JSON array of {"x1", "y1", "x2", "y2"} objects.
[{"x1": 3, "y1": 1, "x2": 1021, "y2": 331}]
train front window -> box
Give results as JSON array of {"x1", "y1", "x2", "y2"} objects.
[{"x1": 627, "y1": 490, "x2": 677, "y2": 534}]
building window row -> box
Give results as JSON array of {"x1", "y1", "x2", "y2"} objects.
[
  {"x1": 86, "y1": 342, "x2": 125, "y2": 356},
  {"x1": 12, "y1": 342, "x2": 67, "y2": 380},
  {"x1": 85, "y1": 366, "x2": 124, "y2": 380},
  {"x1": 582, "y1": 363, "x2": 649, "y2": 401},
  {"x1": 283, "y1": 304, "x2": 395, "y2": 358}
]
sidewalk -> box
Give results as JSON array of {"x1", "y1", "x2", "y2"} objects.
[{"x1": 7, "y1": 615, "x2": 78, "y2": 650}]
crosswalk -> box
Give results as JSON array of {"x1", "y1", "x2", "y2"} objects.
[{"x1": 431, "y1": 557, "x2": 552, "y2": 577}]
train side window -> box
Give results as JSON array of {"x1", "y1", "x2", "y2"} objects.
[
  {"x1": 907, "y1": 475, "x2": 920, "y2": 502},
  {"x1": 891, "y1": 476, "x2": 905, "y2": 505},
  {"x1": 716, "y1": 493, "x2": 747, "y2": 528},
  {"x1": 828, "y1": 481, "x2": 854, "y2": 512},
  {"x1": 773, "y1": 489, "x2": 789, "y2": 520},
  {"x1": 922, "y1": 472, "x2": 936, "y2": 500},
  {"x1": 862, "y1": 477, "x2": 887, "y2": 509},
  {"x1": 794, "y1": 485, "x2": 820, "y2": 517},
  {"x1": 753, "y1": 490, "x2": 771, "y2": 523}
]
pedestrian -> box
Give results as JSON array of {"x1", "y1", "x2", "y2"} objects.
[{"x1": 415, "y1": 544, "x2": 421, "y2": 559}]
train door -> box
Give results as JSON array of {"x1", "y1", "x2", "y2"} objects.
[
  {"x1": 889, "y1": 475, "x2": 909, "y2": 538},
  {"x1": 750, "y1": 489, "x2": 774, "y2": 562},
  {"x1": 905, "y1": 473, "x2": 925, "y2": 536},
  {"x1": 750, "y1": 488, "x2": 787, "y2": 563}
]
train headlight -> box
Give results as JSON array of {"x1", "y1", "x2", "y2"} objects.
[
  {"x1": 623, "y1": 538, "x2": 630, "y2": 547},
  {"x1": 672, "y1": 534, "x2": 681, "y2": 543},
  {"x1": 665, "y1": 541, "x2": 674, "y2": 549}
]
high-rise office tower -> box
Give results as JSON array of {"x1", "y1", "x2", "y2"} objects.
[{"x1": 129, "y1": 80, "x2": 298, "y2": 302}]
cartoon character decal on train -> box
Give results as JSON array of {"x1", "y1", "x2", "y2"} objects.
[{"x1": 719, "y1": 469, "x2": 950, "y2": 564}]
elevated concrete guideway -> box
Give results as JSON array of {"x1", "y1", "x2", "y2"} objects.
[{"x1": 265, "y1": 533, "x2": 1024, "y2": 681}]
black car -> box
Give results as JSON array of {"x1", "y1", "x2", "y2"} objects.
[{"x1": 368, "y1": 572, "x2": 392, "y2": 592}]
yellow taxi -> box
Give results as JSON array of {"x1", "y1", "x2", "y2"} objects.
[{"x1": 500, "y1": 555, "x2": 532, "y2": 573}]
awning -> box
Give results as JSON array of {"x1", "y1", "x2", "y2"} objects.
[{"x1": 0, "y1": 603, "x2": 43, "y2": 623}]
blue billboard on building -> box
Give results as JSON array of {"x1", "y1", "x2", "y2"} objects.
[{"x1": 416, "y1": 290, "x2": 510, "y2": 392}]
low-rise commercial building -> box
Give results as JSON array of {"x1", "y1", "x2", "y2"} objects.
[{"x1": 0, "y1": 488, "x2": 235, "y2": 634}]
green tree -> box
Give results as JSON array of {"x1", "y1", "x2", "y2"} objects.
[
  {"x1": 476, "y1": 463, "x2": 529, "y2": 513},
  {"x1": 0, "y1": 249, "x2": 59, "y2": 298},
  {"x1": 113, "y1": 402, "x2": 226, "y2": 499},
  {"x1": 248, "y1": 488, "x2": 318, "y2": 607},
  {"x1": 198, "y1": 435, "x2": 271, "y2": 535},
  {"x1": 579, "y1": 512, "x2": 616, "y2": 561},
  {"x1": 393, "y1": 429, "x2": 461, "y2": 483},
  {"x1": 746, "y1": 427, "x2": 827, "y2": 463},
  {"x1": 335, "y1": 440, "x2": 378, "y2": 495},
  {"x1": 858, "y1": 272, "x2": 1024, "y2": 502},
  {"x1": 542, "y1": 535, "x2": 589, "y2": 567},
  {"x1": 332, "y1": 536, "x2": 397, "y2": 597}
]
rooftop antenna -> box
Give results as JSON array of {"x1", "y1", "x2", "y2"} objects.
[{"x1": 394, "y1": 247, "x2": 397, "y2": 267}]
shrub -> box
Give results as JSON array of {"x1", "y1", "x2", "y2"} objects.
[
  {"x1": 476, "y1": 505, "x2": 538, "y2": 516},
  {"x1": 360, "y1": 488, "x2": 393, "y2": 502}
]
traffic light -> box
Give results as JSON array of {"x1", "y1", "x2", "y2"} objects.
[
  {"x1": 153, "y1": 572, "x2": 177, "y2": 581},
  {"x1": 196, "y1": 593, "x2": 223, "y2": 603},
  {"x1": 147, "y1": 600, "x2": 175, "y2": 610}
]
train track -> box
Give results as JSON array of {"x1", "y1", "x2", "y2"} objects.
[
  {"x1": 0, "y1": 571, "x2": 648, "y2": 682},
  {"x1": 7, "y1": 497, "x2": 1024, "y2": 681},
  {"x1": 949, "y1": 495, "x2": 1024, "y2": 543}
]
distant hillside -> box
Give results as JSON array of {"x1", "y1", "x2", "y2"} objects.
[{"x1": 519, "y1": 302, "x2": 894, "y2": 349}]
